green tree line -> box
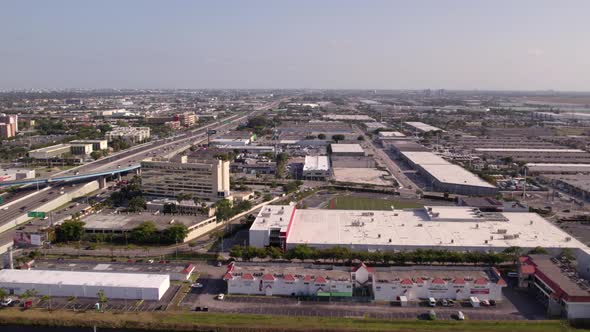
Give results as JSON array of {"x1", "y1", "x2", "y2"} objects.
[{"x1": 229, "y1": 244, "x2": 546, "y2": 266}]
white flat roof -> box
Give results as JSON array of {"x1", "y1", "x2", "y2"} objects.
[
  {"x1": 0, "y1": 269, "x2": 169, "y2": 288},
  {"x1": 401, "y1": 151, "x2": 495, "y2": 188},
  {"x1": 404, "y1": 122, "x2": 443, "y2": 132},
  {"x1": 331, "y1": 144, "x2": 365, "y2": 154},
  {"x1": 303, "y1": 155, "x2": 330, "y2": 171},
  {"x1": 250, "y1": 205, "x2": 296, "y2": 233},
  {"x1": 379, "y1": 131, "x2": 406, "y2": 137},
  {"x1": 475, "y1": 148, "x2": 586, "y2": 153},
  {"x1": 284, "y1": 206, "x2": 588, "y2": 250}
]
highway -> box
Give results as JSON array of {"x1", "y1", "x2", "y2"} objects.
[{"x1": 0, "y1": 101, "x2": 282, "y2": 243}]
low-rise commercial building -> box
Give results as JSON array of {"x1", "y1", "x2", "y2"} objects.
[
  {"x1": 0, "y1": 168, "x2": 35, "y2": 182},
  {"x1": 141, "y1": 158, "x2": 230, "y2": 200},
  {"x1": 106, "y1": 127, "x2": 151, "y2": 143},
  {"x1": 372, "y1": 266, "x2": 505, "y2": 302},
  {"x1": 70, "y1": 143, "x2": 93, "y2": 156},
  {"x1": 518, "y1": 255, "x2": 590, "y2": 320},
  {"x1": 70, "y1": 139, "x2": 108, "y2": 151},
  {"x1": 224, "y1": 262, "x2": 506, "y2": 302},
  {"x1": 330, "y1": 144, "x2": 365, "y2": 156},
  {"x1": 0, "y1": 269, "x2": 170, "y2": 300},
  {"x1": 0, "y1": 114, "x2": 18, "y2": 138},
  {"x1": 302, "y1": 155, "x2": 331, "y2": 181},
  {"x1": 28, "y1": 144, "x2": 72, "y2": 159}
]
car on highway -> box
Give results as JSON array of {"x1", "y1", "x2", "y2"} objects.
[
  {"x1": 216, "y1": 293, "x2": 225, "y2": 300},
  {"x1": 191, "y1": 283, "x2": 203, "y2": 288}
]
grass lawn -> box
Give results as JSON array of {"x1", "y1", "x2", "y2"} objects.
[
  {"x1": 0, "y1": 309, "x2": 585, "y2": 332},
  {"x1": 327, "y1": 195, "x2": 423, "y2": 210}
]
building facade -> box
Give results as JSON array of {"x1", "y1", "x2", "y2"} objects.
[
  {"x1": 141, "y1": 158, "x2": 230, "y2": 200},
  {"x1": 106, "y1": 127, "x2": 151, "y2": 143}
]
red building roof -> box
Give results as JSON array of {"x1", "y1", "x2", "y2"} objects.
[
  {"x1": 261, "y1": 274, "x2": 275, "y2": 281},
  {"x1": 222, "y1": 273, "x2": 233, "y2": 280},
  {"x1": 352, "y1": 262, "x2": 375, "y2": 273},
  {"x1": 521, "y1": 265, "x2": 536, "y2": 274},
  {"x1": 303, "y1": 275, "x2": 312, "y2": 282},
  {"x1": 474, "y1": 278, "x2": 488, "y2": 285},
  {"x1": 283, "y1": 274, "x2": 296, "y2": 281},
  {"x1": 400, "y1": 278, "x2": 413, "y2": 285},
  {"x1": 242, "y1": 273, "x2": 254, "y2": 280},
  {"x1": 453, "y1": 278, "x2": 466, "y2": 285},
  {"x1": 414, "y1": 278, "x2": 425, "y2": 284},
  {"x1": 314, "y1": 276, "x2": 327, "y2": 284},
  {"x1": 431, "y1": 278, "x2": 445, "y2": 285}
]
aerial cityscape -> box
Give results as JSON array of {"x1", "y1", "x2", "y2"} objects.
[{"x1": 1, "y1": 1, "x2": 590, "y2": 332}]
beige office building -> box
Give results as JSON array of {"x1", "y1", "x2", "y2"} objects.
[{"x1": 140, "y1": 158, "x2": 230, "y2": 200}]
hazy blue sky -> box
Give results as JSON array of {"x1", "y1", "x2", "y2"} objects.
[{"x1": 1, "y1": 0, "x2": 589, "y2": 90}]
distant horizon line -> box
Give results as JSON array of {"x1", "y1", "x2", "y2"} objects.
[{"x1": 2, "y1": 87, "x2": 590, "y2": 94}]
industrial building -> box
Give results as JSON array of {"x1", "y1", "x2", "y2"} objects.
[
  {"x1": 28, "y1": 144, "x2": 72, "y2": 159},
  {"x1": 302, "y1": 155, "x2": 331, "y2": 181},
  {"x1": 140, "y1": 158, "x2": 230, "y2": 200},
  {"x1": 399, "y1": 151, "x2": 497, "y2": 196},
  {"x1": 70, "y1": 139, "x2": 108, "y2": 151},
  {"x1": 364, "y1": 122, "x2": 389, "y2": 131},
  {"x1": 106, "y1": 126, "x2": 151, "y2": 143},
  {"x1": 518, "y1": 255, "x2": 590, "y2": 320},
  {"x1": 526, "y1": 163, "x2": 590, "y2": 175},
  {"x1": 330, "y1": 144, "x2": 365, "y2": 156},
  {"x1": 0, "y1": 269, "x2": 170, "y2": 300},
  {"x1": 249, "y1": 205, "x2": 590, "y2": 278},
  {"x1": 474, "y1": 148, "x2": 590, "y2": 163},
  {"x1": 539, "y1": 174, "x2": 590, "y2": 202},
  {"x1": 278, "y1": 121, "x2": 356, "y2": 141},
  {"x1": 404, "y1": 121, "x2": 443, "y2": 134}
]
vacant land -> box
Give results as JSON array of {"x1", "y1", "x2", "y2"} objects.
[
  {"x1": 327, "y1": 195, "x2": 423, "y2": 210},
  {"x1": 0, "y1": 308, "x2": 585, "y2": 332}
]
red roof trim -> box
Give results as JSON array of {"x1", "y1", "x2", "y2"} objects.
[
  {"x1": 182, "y1": 264, "x2": 195, "y2": 274},
  {"x1": 285, "y1": 207, "x2": 297, "y2": 241},
  {"x1": 474, "y1": 278, "x2": 488, "y2": 285},
  {"x1": 496, "y1": 278, "x2": 507, "y2": 286},
  {"x1": 453, "y1": 278, "x2": 465, "y2": 284},
  {"x1": 303, "y1": 275, "x2": 312, "y2": 282},
  {"x1": 352, "y1": 262, "x2": 375, "y2": 273},
  {"x1": 223, "y1": 273, "x2": 233, "y2": 280},
  {"x1": 431, "y1": 278, "x2": 445, "y2": 284},
  {"x1": 314, "y1": 276, "x2": 327, "y2": 284},
  {"x1": 400, "y1": 278, "x2": 413, "y2": 285},
  {"x1": 262, "y1": 274, "x2": 275, "y2": 281},
  {"x1": 283, "y1": 274, "x2": 296, "y2": 281},
  {"x1": 242, "y1": 273, "x2": 254, "y2": 280},
  {"x1": 414, "y1": 278, "x2": 424, "y2": 284}
]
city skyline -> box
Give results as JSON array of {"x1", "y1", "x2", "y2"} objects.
[{"x1": 1, "y1": 0, "x2": 590, "y2": 91}]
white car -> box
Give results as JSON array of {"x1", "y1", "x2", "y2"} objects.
[
  {"x1": 457, "y1": 311, "x2": 465, "y2": 320},
  {"x1": 217, "y1": 293, "x2": 225, "y2": 300},
  {"x1": 191, "y1": 283, "x2": 203, "y2": 288},
  {"x1": 1, "y1": 298, "x2": 13, "y2": 307}
]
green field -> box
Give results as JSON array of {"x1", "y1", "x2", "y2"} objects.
[
  {"x1": 327, "y1": 195, "x2": 424, "y2": 210},
  {"x1": 0, "y1": 309, "x2": 585, "y2": 332}
]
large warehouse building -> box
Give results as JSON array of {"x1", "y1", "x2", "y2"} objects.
[
  {"x1": 399, "y1": 151, "x2": 497, "y2": 196},
  {"x1": 0, "y1": 270, "x2": 170, "y2": 300},
  {"x1": 474, "y1": 148, "x2": 590, "y2": 163},
  {"x1": 249, "y1": 205, "x2": 590, "y2": 278}
]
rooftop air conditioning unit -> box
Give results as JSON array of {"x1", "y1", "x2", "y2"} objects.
[{"x1": 566, "y1": 237, "x2": 572, "y2": 241}]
